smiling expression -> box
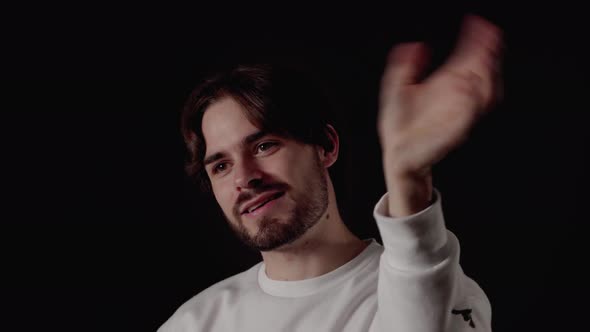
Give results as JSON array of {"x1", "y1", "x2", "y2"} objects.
[{"x1": 202, "y1": 97, "x2": 329, "y2": 251}]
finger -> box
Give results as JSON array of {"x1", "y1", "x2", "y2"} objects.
[
  {"x1": 444, "y1": 14, "x2": 503, "y2": 77},
  {"x1": 478, "y1": 37, "x2": 505, "y2": 110},
  {"x1": 440, "y1": 15, "x2": 503, "y2": 109},
  {"x1": 382, "y1": 42, "x2": 430, "y2": 89}
]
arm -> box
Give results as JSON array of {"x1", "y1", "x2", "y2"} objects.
[
  {"x1": 370, "y1": 190, "x2": 491, "y2": 332},
  {"x1": 371, "y1": 14, "x2": 502, "y2": 331}
]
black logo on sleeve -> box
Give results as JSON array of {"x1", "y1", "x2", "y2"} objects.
[{"x1": 452, "y1": 308, "x2": 475, "y2": 328}]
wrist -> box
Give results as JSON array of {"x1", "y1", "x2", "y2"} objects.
[{"x1": 383, "y1": 156, "x2": 434, "y2": 217}]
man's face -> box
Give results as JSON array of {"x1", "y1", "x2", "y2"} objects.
[{"x1": 201, "y1": 97, "x2": 329, "y2": 251}]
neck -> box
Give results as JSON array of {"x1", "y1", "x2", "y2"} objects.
[{"x1": 260, "y1": 178, "x2": 368, "y2": 281}]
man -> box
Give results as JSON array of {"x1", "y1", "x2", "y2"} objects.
[{"x1": 160, "y1": 14, "x2": 502, "y2": 332}]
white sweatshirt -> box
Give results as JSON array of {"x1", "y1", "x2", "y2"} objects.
[{"x1": 158, "y1": 190, "x2": 491, "y2": 332}]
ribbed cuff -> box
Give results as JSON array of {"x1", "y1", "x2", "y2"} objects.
[{"x1": 373, "y1": 188, "x2": 450, "y2": 271}]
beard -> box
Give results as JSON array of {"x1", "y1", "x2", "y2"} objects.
[{"x1": 225, "y1": 155, "x2": 329, "y2": 252}]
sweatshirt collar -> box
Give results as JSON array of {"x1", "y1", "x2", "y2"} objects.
[{"x1": 257, "y1": 239, "x2": 381, "y2": 298}]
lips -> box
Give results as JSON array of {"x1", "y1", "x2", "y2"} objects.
[{"x1": 241, "y1": 192, "x2": 285, "y2": 215}]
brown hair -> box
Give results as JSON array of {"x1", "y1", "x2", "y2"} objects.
[{"x1": 181, "y1": 64, "x2": 335, "y2": 192}]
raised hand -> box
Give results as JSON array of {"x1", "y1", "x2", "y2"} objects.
[{"x1": 378, "y1": 15, "x2": 503, "y2": 216}]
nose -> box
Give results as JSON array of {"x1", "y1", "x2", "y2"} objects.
[{"x1": 234, "y1": 158, "x2": 263, "y2": 191}]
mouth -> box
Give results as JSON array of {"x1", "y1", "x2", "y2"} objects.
[{"x1": 242, "y1": 192, "x2": 285, "y2": 216}]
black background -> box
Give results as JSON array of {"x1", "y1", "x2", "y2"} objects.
[{"x1": 3, "y1": 1, "x2": 589, "y2": 331}]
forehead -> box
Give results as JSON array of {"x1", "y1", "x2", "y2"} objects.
[{"x1": 202, "y1": 97, "x2": 259, "y2": 154}]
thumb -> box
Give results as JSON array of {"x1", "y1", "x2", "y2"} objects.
[{"x1": 383, "y1": 42, "x2": 430, "y2": 88}]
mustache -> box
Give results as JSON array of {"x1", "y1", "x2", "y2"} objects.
[{"x1": 233, "y1": 182, "x2": 290, "y2": 216}]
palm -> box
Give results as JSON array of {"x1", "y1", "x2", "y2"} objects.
[{"x1": 378, "y1": 15, "x2": 503, "y2": 174}]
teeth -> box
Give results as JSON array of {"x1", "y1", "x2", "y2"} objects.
[
  {"x1": 249, "y1": 198, "x2": 271, "y2": 213},
  {"x1": 247, "y1": 193, "x2": 282, "y2": 213}
]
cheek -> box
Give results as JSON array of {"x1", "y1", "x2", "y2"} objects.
[
  {"x1": 266, "y1": 149, "x2": 307, "y2": 179},
  {"x1": 212, "y1": 184, "x2": 235, "y2": 216},
  {"x1": 278, "y1": 151, "x2": 318, "y2": 184}
]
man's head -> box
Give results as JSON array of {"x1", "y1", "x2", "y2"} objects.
[{"x1": 181, "y1": 65, "x2": 339, "y2": 251}]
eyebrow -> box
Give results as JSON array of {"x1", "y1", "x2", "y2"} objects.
[{"x1": 203, "y1": 130, "x2": 269, "y2": 167}]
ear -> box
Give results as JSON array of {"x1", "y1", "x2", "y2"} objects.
[{"x1": 318, "y1": 124, "x2": 340, "y2": 168}]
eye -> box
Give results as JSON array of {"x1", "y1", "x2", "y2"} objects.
[
  {"x1": 256, "y1": 142, "x2": 278, "y2": 154},
  {"x1": 212, "y1": 162, "x2": 229, "y2": 174}
]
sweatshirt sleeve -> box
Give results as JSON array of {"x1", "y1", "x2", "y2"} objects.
[{"x1": 369, "y1": 188, "x2": 492, "y2": 332}]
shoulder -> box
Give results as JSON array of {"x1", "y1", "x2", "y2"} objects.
[{"x1": 158, "y1": 262, "x2": 262, "y2": 332}]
